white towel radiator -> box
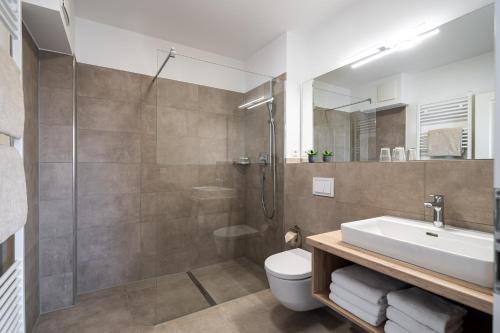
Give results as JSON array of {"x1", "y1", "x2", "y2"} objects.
[
  {"x1": 0, "y1": 1, "x2": 25, "y2": 332},
  {"x1": 417, "y1": 95, "x2": 473, "y2": 160}
]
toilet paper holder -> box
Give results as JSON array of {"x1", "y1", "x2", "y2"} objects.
[{"x1": 284, "y1": 225, "x2": 301, "y2": 248}]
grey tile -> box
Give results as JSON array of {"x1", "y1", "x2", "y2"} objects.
[
  {"x1": 126, "y1": 285, "x2": 156, "y2": 325},
  {"x1": 39, "y1": 86, "x2": 73, "y2": 126},
  {"x1": 156, "y1": 217, "x2": 198, "y2": 254},
  {"x1": 141, "y1": 133, "x2": 157, "y2": 164},
  {"x1": 78, "y1": 96, "x2": 141, "y2": 132},
  {"x1": 157, "y1": 106, "x2": 198, "y2": 138},
  {"x1": 78, "y1": 193, "x2": 140, "y2": 229},
  {"x1": 77, "y1": 63, "x2": 143, "y2": 102},
  {"x1": 78, "y1": 129, "x2": 141, "y2": 163},
  {"x1": 140, "y1": 221, "x2": 157, "y2": 256},
  {"x1": 40, "y1": 163, "x2": 73, "y2": 201},
  {"x1": 198, "y1": 113, "x2": 228, "y2": 139},
  {"x1": 141, "y1": 164, "x2": 199, "y2": 193},
  {"x1": 157, "y1": 78, "x2": 198, "y2": 110},
  {"x1": 221, "y1": 291, "x2": 350, "y2": 333},
  {"x1": 39, "y1": 199, "x2": 73, "y2": 239},
  {"x1": 157, "y1": 135, "x2": 199, "y2": 165},
  {"x1": 199, "y1": 138, "x2": 227, "y2": 165},
  {"x1": 39, "y1": 124, "x2": 73, "y2": 162},
  {"x1": 140, "y1": 191, "x2": 194, "y2": 218},
  {"x1": 40, "y1": 273, "x2": 74, "y2": 313},
  {"x1": 155, "y1": 273, "x2": 210, "y2": 322},
  {"x1": 159, "y1": 306, "x2": 235, "y2": 333},
  {"x1": 40, "y1": 234, "x2": 73, "y2": 277},
  {"x1": 190, "y1": 258, "x2": 268, "y2": 304},
  {"x1": 141, "y1": 104, "x2": 157, "y2": 134},
  {"x1": 77, "y1": 255, "x2": 141, "y2": 294},
  {"x1": 78, "y1": 223, "x2": 141, "y2": 262},
  {"x1": 357, "y1": 162, "x2": 425, "y2": 214},
  {"x1": 199, "y1": 86, "x2": 243, "y2": 115},
  {"x1": 39, "y1": 51, "x2": 73, "y2": 89},
  {"x1": 78, "y1": 163, "x2": 140, "y2": 196},
  {"x1": 425, "y1": 160, "x2": 493, "y2": 226},
  {"x1": 141, "y1": 76, "x2": 157, "y2": 106}
]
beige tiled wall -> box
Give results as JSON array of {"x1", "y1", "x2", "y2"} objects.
[
  {"x1": 76, "y1": 64, "x2": 249, "y2": 294},
  {"x1": 22, "y1": 27, "x2": 40, "y2": 332},
  {"x1": 243, "y1": 76, "x2": 286, "y2": 266},
  {"x1": 285, "y1": 160, "x2": 494, "y2": 252},
  {"x1": 38, "y1": 51, "x2": 75, "y2": 313}
]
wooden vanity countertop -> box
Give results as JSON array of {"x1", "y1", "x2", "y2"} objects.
[{"x1": 306, "y1": 230, "x2": 493, "y2": 314}]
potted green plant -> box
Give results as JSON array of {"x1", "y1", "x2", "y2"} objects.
[
  {"x1": 306, "y1": 149, "x2": 318, "y2": 163},
  {"x1": 322, "y1": 150, "x2": 333, "y2": 162}
]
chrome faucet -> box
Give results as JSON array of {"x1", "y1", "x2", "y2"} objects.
[{"x1": 424, "y1": 194, "x2": 445, "y2": 228}]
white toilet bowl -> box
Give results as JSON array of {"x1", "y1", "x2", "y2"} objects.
[{"x1": 264, "y1": 248, "x2": 323, "y2": 311}]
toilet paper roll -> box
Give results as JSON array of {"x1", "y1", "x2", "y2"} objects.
[{"x1": 284, "y1": 231, "x2": 298, "y2": 244}]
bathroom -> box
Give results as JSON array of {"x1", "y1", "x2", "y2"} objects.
[{"x1": 0, "y1": 0, "x2": 498, "y2": 332}]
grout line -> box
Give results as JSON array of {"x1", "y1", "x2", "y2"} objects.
[{"x1": 186, "y1": 271, "x2": 217, "y2": 306}]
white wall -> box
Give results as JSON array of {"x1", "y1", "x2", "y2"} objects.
[
  {"x1": 61, "y1": 0, "x2": 75, "y2": 52},
  {"x1": 313, "y1": 82, "x2": 351, "y2": 109},
  {"x1": 75, "y1": 18, "x2": 253, "y2": 92},
  {"x1": 407, "y1": 52, "x2": 494, "y2": 104},
  {"x1": 245, "y1": 32, "x2": 287, "y2": 87},
  {"x1": 287, "y1": 0, "x2": 494, "y2": 158}
]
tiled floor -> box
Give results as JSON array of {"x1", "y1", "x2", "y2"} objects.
[
  {"x1": 35, "y1": 289, "x2": 351, "y2": 333},
  {"x1": 190, "y1": 257, "x2": 269, "y2": 304},
  {"x1": 34, "y1": 258, "x2": 277, "y2": 332}
]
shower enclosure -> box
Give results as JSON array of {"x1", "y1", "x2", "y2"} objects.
[{"x1": 70, "y1": 49, "x2": 286, "y2": 325}]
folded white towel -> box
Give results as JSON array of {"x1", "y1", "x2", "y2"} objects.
[
  {"x1": 0, "y1": 146, "x2": 27, "y2": 244},
  {"x1": 0, "y1": 46, "x2": 25, "y2": 138},
  {"x1": 385, "y1": 320, "x2": 410, "y2": 333},
  {"x1": 427, "y1": 127, "x2": 463, "y2": 157},
  {"x1": 329, "y1": 292, "x2": 386, "y2": 326},
  {"x1": 330, "y1": 283, "x2": 386, "y2": 316},
  {"x1": 387, "y1": 287, "x2": 467, "y2": 333},
  {"x1": 331, "y1": 265, "x2": 408, "y2": 305},
  {"x1": 387, "y1": 306, "x2": 463, "y2": 333}
]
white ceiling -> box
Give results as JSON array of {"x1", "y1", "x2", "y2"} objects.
[
  {"x1": 74, "y1": 0, "x2": 353, "y2": 60},
  {"x1": 316, "y1": 4, "x2": 494, "y2": 88}
]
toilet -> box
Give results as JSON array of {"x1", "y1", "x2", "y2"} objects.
[{"x1": 264, "y1": 248, "x2": 323, "y2": 311}]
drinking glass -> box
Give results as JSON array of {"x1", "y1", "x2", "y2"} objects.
[
  {"x1": 392, "y1": 147, "x2": 406, "y2": 162},
  {"x1": 407, "y1": 148, "x2": 418, "y2": 161},
  {"x1": 380, "y1": 148, "x2": 391, "y2": 162}
]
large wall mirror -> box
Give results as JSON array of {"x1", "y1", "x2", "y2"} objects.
[{"x1": 302, "y1": 4, "x2": 494, "y2": 162}]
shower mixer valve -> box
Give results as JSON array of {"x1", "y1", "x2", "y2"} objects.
[{"x1": 259, "y1": 152, "x2": 269, "y2": 166}]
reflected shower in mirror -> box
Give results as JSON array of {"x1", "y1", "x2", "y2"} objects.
[{"x1": 306, "y1": 4, "x2": 494, "y2": 162}]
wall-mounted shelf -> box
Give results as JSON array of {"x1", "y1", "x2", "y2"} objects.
[{"x1": 306, "y1": 230, "x2": 493, "y2": 332}]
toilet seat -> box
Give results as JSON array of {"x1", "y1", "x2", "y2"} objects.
[{"x1": 264, "y1": 248, "x2": 312, "y2": 280}]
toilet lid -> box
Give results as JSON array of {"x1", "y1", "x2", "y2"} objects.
[{"x1": 264, "y1": 248, "x2": 312, "y2": 280}]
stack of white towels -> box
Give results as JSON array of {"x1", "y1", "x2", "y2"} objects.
[
  {"x1": 385, "y1": 287, "x2": 467, "y2": 333},
  {"x1": 329, "y1": 265, "x2": 408, "y2": 326}
]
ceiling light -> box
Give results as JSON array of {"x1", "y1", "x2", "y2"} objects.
[
  {"x1": 350, "y1": 28, "x2": 440, "y2": 69},
  {"x1": 351, "y1": 48, "x2": 394, "y2": 69},
  {"x1": 342, "y1": 47, "x2": 384, "y2": 67}
]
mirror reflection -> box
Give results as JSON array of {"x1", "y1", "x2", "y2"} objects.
[{"x1": 310, "y1": 4, "x2": 494, "y2": 162}]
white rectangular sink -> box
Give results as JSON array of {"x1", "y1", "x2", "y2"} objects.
[{"x1": 341, "y1": 216, "x2": 494, "y2": 288}]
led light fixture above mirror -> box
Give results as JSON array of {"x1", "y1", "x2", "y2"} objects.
[{"x1": 350, "y1": 28, "x2": 440, "y2": 69}]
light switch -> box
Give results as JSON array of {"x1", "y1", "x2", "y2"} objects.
[{"x1": 312, "y1": 177, "x2": 334, "y2": 197}]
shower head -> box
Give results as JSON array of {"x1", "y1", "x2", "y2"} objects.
[
  {"x1": 169, "y1": 47, "x2": 176, "y2": 59},
  {"x1": 238, "y1": 96, "x2": 274, "y2": 110}
]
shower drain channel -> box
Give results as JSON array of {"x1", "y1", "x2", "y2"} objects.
[{"x1": 187, "y1": 271, "x2": 217, "y2": 306}]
